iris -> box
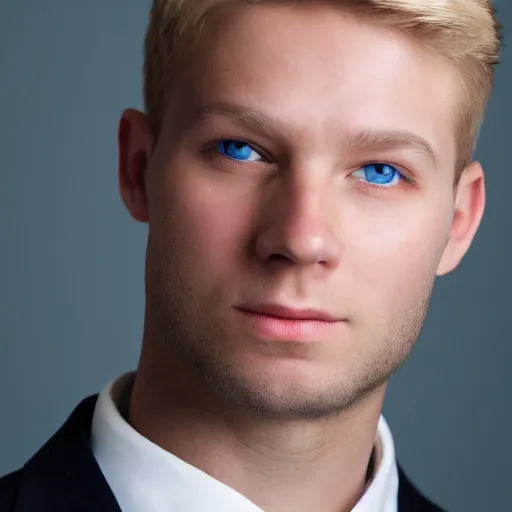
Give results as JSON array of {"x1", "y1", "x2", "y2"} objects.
[
  {"x1": 352, "y1": 163, "x2": 401, "y2": 187},
  {"x1": 217, "y1": 140, "x2": 262, "y2": 162}
]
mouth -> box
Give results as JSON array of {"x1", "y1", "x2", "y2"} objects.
[
  {"x1": 234, "y1": 303, "x2": 344, "y2": 342},
  {"x1": 236, "y1": 304, "x2": 340, "y2": 322}
]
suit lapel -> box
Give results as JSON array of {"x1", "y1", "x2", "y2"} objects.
[
  {"x1": 14, "y1": 395, "x2": 121, "y2": 512},
  {"x1": 397, "y1": 464, "x2": 445, "y2": 511}
]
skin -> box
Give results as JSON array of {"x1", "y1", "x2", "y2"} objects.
[{"x1": 118, "y1": 3, "x2": 485, "y2": 512}]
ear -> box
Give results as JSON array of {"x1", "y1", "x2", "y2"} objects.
[
  {"x1": 118, "y1": 109, "x2": 154, "y2": 223},
  {"x1": 436, "y1": 161, "x2": 486, "y2": 276}
]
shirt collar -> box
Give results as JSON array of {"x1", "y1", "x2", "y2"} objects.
[{"x1": 91, "y1": 372, "x2": 398, "y2": 512}]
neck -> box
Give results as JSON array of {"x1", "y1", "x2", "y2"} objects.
[{"x1": 128, "y1": 344, "x2": 387, "y2": 512}]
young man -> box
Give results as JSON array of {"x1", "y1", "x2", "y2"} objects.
[{"x1": 0, "y1": 1, "x2": 502, "y2": 511}]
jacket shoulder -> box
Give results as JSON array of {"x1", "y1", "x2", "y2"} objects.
[
  {"x1": 0, "y1": 395, "x2": 106, "y2": 512},
  {"x1": 0, "y1": 470, "x2": 21, "y2": 512}
]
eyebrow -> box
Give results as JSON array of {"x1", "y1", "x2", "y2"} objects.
[
  {"x1": 186, "y1": 105, "x2": 277, "y2": 135},
  {"x1": 186, "y1": 104, "x2": 439, "y2": 167},
  {"x1": 343, "y1": 129, "x2": 439, "y2": 167}
]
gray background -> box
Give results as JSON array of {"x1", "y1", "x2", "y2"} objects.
[{"x1": 0, "y1": 1, "x2": 510, "y2": 511}]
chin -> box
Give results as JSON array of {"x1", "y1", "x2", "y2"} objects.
[{"x1": 207, "y1": 343, "x2": 388, "y2": 417}]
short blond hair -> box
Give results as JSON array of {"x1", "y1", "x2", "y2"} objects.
[{"x1": 143, "y1": 0, "x2": 502, "y2": 176}]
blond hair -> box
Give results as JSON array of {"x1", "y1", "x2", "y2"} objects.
[{"x1": 143, "y1": 0, "x2": 502, "y2": 176}]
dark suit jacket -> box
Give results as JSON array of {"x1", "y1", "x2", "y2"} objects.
[{"x1": 0, "y1": 396, "x2": 445, "y2": 511}]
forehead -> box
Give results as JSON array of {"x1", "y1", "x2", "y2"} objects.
[{"x1": 169, "y1": 3, "x2": 458, "y2": 169}]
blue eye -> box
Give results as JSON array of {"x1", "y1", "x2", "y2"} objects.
[
  {"x1": 353, "y1": 163, "x2": 402, "y2": 187},
  {"x1": 217, "y1": 140, "x2": 262, "y2": 162}
]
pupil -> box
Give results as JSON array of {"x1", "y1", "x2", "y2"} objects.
[{"x1": 234, "y1": 141, "x2": 245, "y2": 149}]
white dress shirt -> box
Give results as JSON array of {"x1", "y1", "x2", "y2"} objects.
[{"x1": 91, "y1": 373, "x2": 399, "y2": 512}]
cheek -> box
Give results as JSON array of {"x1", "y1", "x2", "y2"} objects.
[
  {"x1": 349, "y1": 198, "x2": 452, "y2": 316},
  {"x1": 152, "y1": 166, "x2": 253, "y2": 276}
]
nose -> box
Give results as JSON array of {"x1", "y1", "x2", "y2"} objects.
[{"x1": 254, "y1": 171, "x2": 341, "y2": 269}]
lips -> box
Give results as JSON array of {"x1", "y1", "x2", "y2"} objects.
[
  {"x1": 234, "y1": 303, "x2": 343, "y2": 342},
  {"x1": 236, "y1": 304, "x2": 340, "y2": 322}
]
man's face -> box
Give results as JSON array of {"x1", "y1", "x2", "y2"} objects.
[{"x1": 139, "y1": 3, "x2": 472, "y2": 419}]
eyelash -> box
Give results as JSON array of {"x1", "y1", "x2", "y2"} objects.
[{"x1": 205, "y1": 139, "x2": 416, "y2": 187}]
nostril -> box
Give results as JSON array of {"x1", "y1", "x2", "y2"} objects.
[{"x1": 267, "y1": 254, "x2": 293, "y2": 263}]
